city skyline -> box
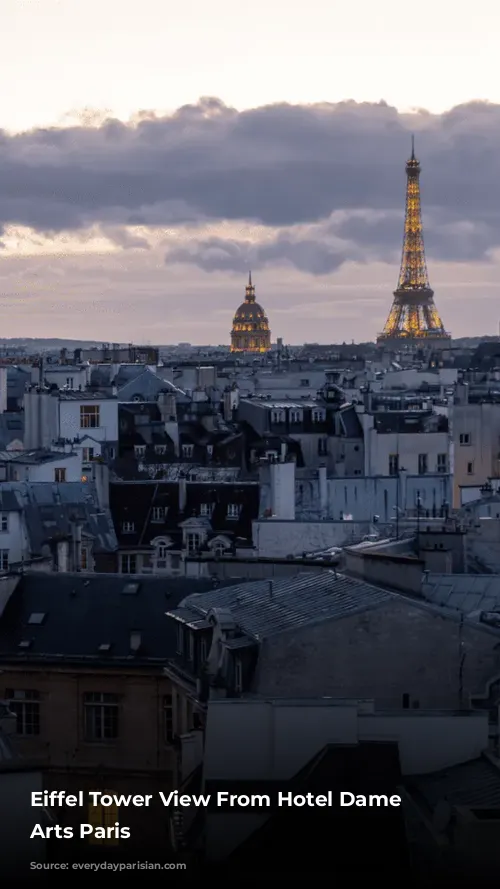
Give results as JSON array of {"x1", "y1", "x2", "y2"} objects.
[{"x1": 1, "y1": 0, "x2": 500, "y2": 343}]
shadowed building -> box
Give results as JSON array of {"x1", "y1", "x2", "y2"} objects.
[
  {"x1": 377, "y1": 139, "x2": 451, "y2": 349},
  {"x1": 230, "y1": 274, "x2": 271, "y2": 353}
]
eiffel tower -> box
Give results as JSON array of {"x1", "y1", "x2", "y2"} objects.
[{"x1": 377, "y1": 139, "x2": 451, "y2": 348}]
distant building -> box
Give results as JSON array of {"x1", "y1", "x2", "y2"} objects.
[{"x1": 230, "y1": 274, "x2": 271, "y2": 354}]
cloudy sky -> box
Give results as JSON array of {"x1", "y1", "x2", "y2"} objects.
[{"x1": 1, "y1": 0, "x2": 500, "y2": 344}]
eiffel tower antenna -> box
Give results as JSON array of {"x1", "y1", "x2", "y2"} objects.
[{"x1": 377, "y1": 140, "x2": 451, "y2": 348}]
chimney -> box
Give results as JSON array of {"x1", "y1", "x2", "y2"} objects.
[
  {"x1": 56, "y1": 539, "x2": 69, "y2": 572},
  {"x1": 159, "y1": 391, "x2": 179, "y2": 456}
]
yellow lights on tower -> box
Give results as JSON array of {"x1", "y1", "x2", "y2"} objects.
[{"x1": 377, "y1": 141, "x2": 450, "y2": 344}]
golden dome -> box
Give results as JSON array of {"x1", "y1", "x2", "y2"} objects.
[{"x1": 230, "y1": 273, "x2": 271, "y2": 353}]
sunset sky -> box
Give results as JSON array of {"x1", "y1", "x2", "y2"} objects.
[{"x1": 1, "y1": 0, "x2": 500, "y2": 343}]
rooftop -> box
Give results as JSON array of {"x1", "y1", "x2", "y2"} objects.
[
  {"x1": 0, "y1": 572, "x2": 237, "y2": 666},
  {"x1": 172, "y1": 572, "x2": 394, "y2": 639}
]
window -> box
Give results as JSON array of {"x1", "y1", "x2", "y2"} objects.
[
  {"x1": 80, "y1": 405, "x2": 100, "y2": 429},
  {"x1": 82, "y1": 447, "x2": 94, "y2": 463},
  {"x1": 186, "y1": 532, "x2": 200, "y2": 553},
  {"x1": 388, "y1": 454, "x2": 399, "y2": 476},
  {"x1": 227, "y1": 504, "x2": 239, "y2": 519},
  {"x1": 155, "y1": 445, "x2": 166, "y2": 455},
  {"x1": 200, "y1": 503, "x2": 211, "y2": 517},
  {"x1": 213, "y1": 541, "x2": 226, "y2": 557},
  {"x1": 134, "y1": 445, "x2": 146, "y2": 457},
  {"x1": 54, "y1": 468, "x2": 66, "y2": 483},
  {"x1": 467, "y1": 461, "x2": 474, "y2": 475},
  {"x1": 289, "y1": 410, "x2": 302, "y2": 424},
  {"x1": 0, "y1": 550, "x2": 9, "y2": 571},
  {"x1": 157, "y1": 542, "x2": 168, "y2": 560},
  {"x1": 5, "y1": 689, "x2": 40, "y2": 736},
  {"x1": 66, "y1": 377, "x2": 74, "y2": 389},
  {"x1": 312, "y1": 409, "x2": 325, "y2": 423},
  {"x1": 235, "y1": 660, "x2": 243, "y2": 693},
  {"x1": 83, "y1": 692, "x2": 119, "y2": 741},
  {"x1": 418, "y1": 454, "x2": 428, "y2": 475},
  {"x1": 459, "y1": 433, "x2": 470, "y2": 446},
  {"x1": 271, "y1": 410, "x2": 285, "y2": 423},
  {"x1": 0, "y1": 513, "x2": 7, "y2": 532},
  {"x1": 437, "y1": 453, "x2": 447, "y2": 473},
  {"x1": 121, "y1": 554, "x2": 137, "y2": 574},
  {"x1": 163, "y1": 694, "x2": 174, "y2": 742},
  {"x1": 182, "y1": 444, "x2": 194, "y2": 458},
  {"x1": 318, "y1": 438, "x2": 328, "y2": 456},
  {"x1": 300, "y1": 379, "x2": 310, "y2": 387},
  {"x1": 152, "y1": 507, "x2": 164, "y2": 522},
  {"x1": 122, "y1": 521, "x2": 135, "y2": 533},
  {"x1": 206, "y1": 445, "x2": 213, "y2": 457}
]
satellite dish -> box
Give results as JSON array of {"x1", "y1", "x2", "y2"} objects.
[{"x1": 433, "y1": 799, "x2": 452, "y2": 833}]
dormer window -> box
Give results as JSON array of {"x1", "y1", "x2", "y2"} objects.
[
  {"x1": 182, "y1": 444, "x2": 194, "y2": 458},
  {"x1": 152, "y1": 506, "x2": 165, "y2": 522},
  {"x1": 289, "y1": 410, "x2": 302, "y2": 424},
  {"x1": 134, "y1": 445, "x2": 146, "y2": 457},
  {"x1": 227, "y1": 504, "x2": 239, "y2": 519},
  {"x1": 200, "y1": 503, "x2": 211, "y2": 517},
  {"x1": 122, "y1": 521, "x2": 135, "y2": 533},
  {"x1": 155, "y1": 445, "x2": 166, "y2": 455},
  {"x1": 271, "y1": 409, "x2": 285, "y2": 423}
]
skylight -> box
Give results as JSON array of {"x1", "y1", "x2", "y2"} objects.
[{"x1": 28, "y1": 613, "x2": 46, "y2": 625}]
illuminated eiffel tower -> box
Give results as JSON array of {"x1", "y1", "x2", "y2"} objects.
[{"x1": 377, "y1": 138, "x2": 451, "y2": 348}]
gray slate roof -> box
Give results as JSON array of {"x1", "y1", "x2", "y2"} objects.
[
  {"x1": 0, "y1": 481, "x2": 117, "y2": 553},
  {"x1": 408, "y1": 757, "x2": 500, "y2": 809},
  {"x1": 175, "y1": 571, "x2": 394, "y2": 639},
  {"x1": 422, "y1": 573, "x2": 500, "y2": 614}
]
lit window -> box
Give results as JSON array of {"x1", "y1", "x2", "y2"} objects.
[{"x1": 80, "y1": 405, "x2": 100, "y2": 429}]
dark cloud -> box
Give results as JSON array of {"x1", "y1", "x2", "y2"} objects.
[{"x1": 2, "y1": 97, "x2": 500, "y2": 269}]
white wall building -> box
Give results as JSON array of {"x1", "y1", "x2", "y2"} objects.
[
  {"x1": 452, "y1": 400, "x2": 500, "y2": 507},
  {"x1": 200, "y1": 698, "x2": 488, "y2": 860},
  {"x1": 24, "y1": 390, "x2": 119, "y2": 451}
]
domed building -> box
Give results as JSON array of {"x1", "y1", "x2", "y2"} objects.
[{"x1": 230, "y1": 273, "x2": 271, "y2": 353}]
